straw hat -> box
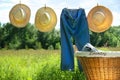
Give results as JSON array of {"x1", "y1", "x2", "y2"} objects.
[
  {"x1": 35, "y1": 7, "x2": 57, "y2": 32},
  {"x1": 87, "y1": 5, "x2": 113, "y2": 33},
  {"x1": 9, "y1": 4, "x2": 31, "y2": 28}
]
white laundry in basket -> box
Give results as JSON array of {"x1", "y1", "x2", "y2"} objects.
[{"x1": 82, "y1": 43, "x2": 100, "y2": 52}]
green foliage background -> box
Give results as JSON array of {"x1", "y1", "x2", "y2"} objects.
[
  {"x1": 90, "y1": 26, "x2": 120, "y2": 47},
  {"x1": 0, "y1": 22, "x2": 120, "y2": 50},
  {"x1": 0, "y1": 23, "x2": 60, "y2": 50}
]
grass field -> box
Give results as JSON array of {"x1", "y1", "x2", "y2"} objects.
[
  {"x1": 0, "y1": 49, "x2": 85, "y2": 80},
  {"x1": 0, "y1": 48, "x2": 119, "y2": 80}
]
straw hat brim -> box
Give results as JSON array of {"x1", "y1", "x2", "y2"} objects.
[
  {"x1": 35, "y1": 7, "x2": 57, "y2": 32},
  {"x1": 9, "y1": 4, "x2": 31, "y2": 28},
  {"x1": 87, "y1": 5, "x2": 113, "y2": 33}
]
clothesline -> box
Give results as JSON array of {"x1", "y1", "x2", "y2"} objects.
[
  {"x1": 1, "y1": 0, "x2": 116, "y2": 11},
  {"x1": 0, "y1": 0, "x2": 119, "y2": 26}
]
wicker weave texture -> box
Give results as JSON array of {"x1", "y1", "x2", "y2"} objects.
[{"x1": 78, "y1": 57, "x2": 120, "y2": 80}]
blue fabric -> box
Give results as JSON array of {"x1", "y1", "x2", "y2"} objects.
[{"x1": 60, "y1": 8, "x2": 90, "y2": 71}]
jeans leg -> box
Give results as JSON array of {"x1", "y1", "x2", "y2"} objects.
[
  {"x1": 74, "y1": 10, "x2": 90, "y2": 71},
  {"x1": 60, "y1": 14, "x2": 74, "y2": 71}
]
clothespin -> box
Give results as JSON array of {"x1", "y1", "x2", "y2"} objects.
[
  {"x1": 44, "y1": 4, "x2": 47, "y2": 10},
  {"x1": 97, "y1": 3, "x2": 99, "y2": 6},
  {"x1": 19, "y1": 0, "x2": 22, "y2": 8}
]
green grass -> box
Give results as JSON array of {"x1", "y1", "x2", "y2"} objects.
[
  {"x1": 0, "y1": 49, "x2": 85, "y2": 80},
  {"x1": 98, "y1": 47, "x2": 120, "y2": 51},
  {"x1": 0, "y1": 48, "x2": 119, "y2": 80}
]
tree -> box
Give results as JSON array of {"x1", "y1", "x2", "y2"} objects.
[
  {"x1": 37, "y1": 29, "x2": 60, "y2": 49},
  {"x1": 90, "y1": 26, "x2": 120, "y2": 47}
]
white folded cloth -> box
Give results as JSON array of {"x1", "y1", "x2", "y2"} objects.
[{"x1": 82, "y1": 43, "x2": 99, "y2": 52}]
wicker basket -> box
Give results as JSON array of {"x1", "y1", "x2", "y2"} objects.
[{"x1": 75, "y1": 51, "x2": 120, "y2": 80}]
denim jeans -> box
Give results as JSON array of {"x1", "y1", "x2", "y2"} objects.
[{"x1": 60, "y1": 8, "x2": 90, "y2": 71}]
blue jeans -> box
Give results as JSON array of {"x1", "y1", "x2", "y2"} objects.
[{"x1": 60, "y1": 8, "x2": 90, "y2": 71}]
